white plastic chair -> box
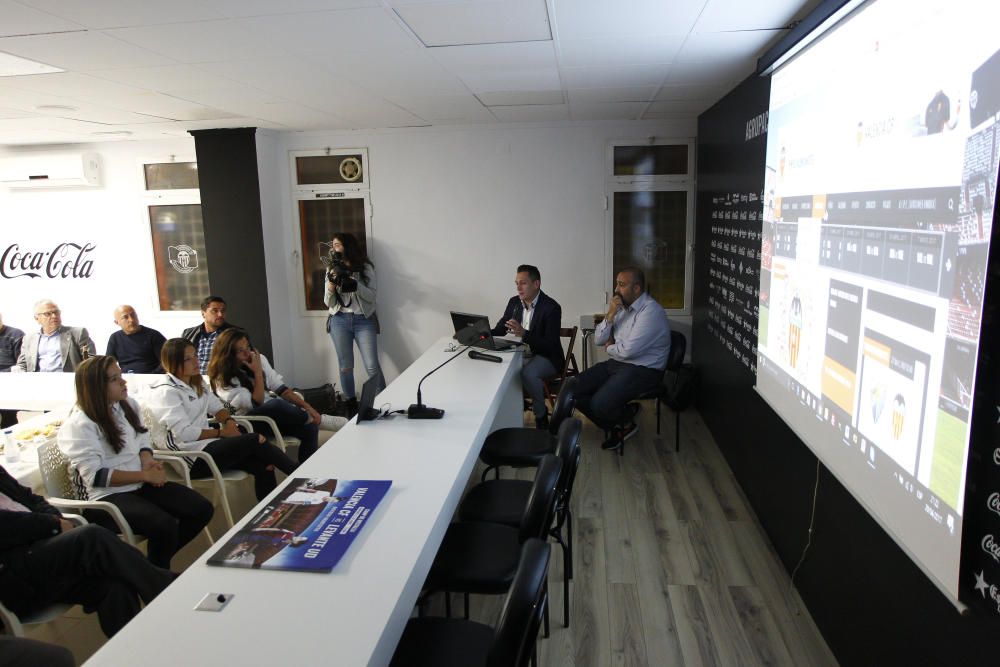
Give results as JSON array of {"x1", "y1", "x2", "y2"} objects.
[
  {"x1": 139, "y1": 403, "x2": 247, "y2": 529},
  {"x1": 0, "y1": 513, "x2": 85, "y2": 637}
]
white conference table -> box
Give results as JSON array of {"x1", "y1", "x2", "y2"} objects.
[{"x1": 84, "y1": 338, "x2": 523, "y2": 667}]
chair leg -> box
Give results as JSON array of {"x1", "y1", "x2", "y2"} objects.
[
  {"x1": 444, "y1": 591, "x2": 451, "y2": 618},
  {"x1": 543, "y1": 581, "x2": 550, "y2": 638},
  {"x1": 655, "y1": 398, "x2": 662, "y2": 435},
  {"x1": 675, "y1": 410, "x2": 681, "y2": 452},
  {"x1": 202, "y1": 526, "x2": 215, "y2": 545},
  {"x1": 463, "y1": 592, "x2": 469, "y2": 619}
]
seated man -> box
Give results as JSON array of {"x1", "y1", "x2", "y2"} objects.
[
  {"x1": 15, "y1": 300, "x2": 95, "y2": 372},
  {"x1": 106, "y1": 305, "x2": 167, "y2": 373},
  {"x1": 575, "y1": 267, "x2": 671, "y2": 450},
  {"x1": 182, "y1": 295, "x2": 238, "y2": 374},
  {"x1": 0, "y1": 313, "x2": 25, "y2": 428},
  {"x1": 0, "y1": 464, "x2": 175, "y2": 638},
  {"x1": 491, "y1": 264, "x2": 564, "y2": 429},
  {"x1": 0, "y1": 312, "x2": 25, "y2": 373}
]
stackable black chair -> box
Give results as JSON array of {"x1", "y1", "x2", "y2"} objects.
[
  {"x1": 614, "y1": 330, "x2": 687, "y2": 456},
  {"x1": 479, "y1": 377, "x2": 577, "y2": 480},
  {"x1": 391, "y1": 539, "x2": 551, "y2": 667},
  {"x1": 421, "y1": 455, "x2": 562, "y2": 630},
  {"x1": 458, "y1": 417, "x2": 582, "y2": 627}
]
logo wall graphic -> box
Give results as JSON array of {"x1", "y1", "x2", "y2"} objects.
[
  {"x1": 0, "y1": 243, "x2": 95, "y2": 279},
  {"x1": 168, "y1": 245, "x2": 199, "y2": 274}
]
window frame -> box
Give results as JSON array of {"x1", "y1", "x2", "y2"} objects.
[
  {"x1": 289, "y1": 148, "x2": 370, "y2": 194},
  {"x1": 138, "y1": 155, "x2": 207, "y2": 317},
  {"x1": 605, "y1": 139, "x2": 696, "y2": 316}
]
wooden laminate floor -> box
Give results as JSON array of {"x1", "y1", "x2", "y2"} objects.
[{"x1": 23, "y1": 406, "x2": 838, "y2": 666}]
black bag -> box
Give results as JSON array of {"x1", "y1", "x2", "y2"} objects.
[{"x1": 297, "y1": 383, "x2": 343, "y2": 416}]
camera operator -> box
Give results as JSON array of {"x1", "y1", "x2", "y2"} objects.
[{"x1": 324, "y1": 233, "x2": 385, "y2": 417}]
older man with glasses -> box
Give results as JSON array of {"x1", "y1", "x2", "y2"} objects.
[{"x1": 14, "y1": 300, "x2": 95, "y2": 372}]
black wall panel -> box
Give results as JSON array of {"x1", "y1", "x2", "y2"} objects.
[{"x1": 694, "y1": 74, "x2": 1000, "y2": 666}]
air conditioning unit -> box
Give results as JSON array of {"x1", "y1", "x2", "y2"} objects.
[{"x1": 0, "y1": 151, "x2": 102, "y2": 189}]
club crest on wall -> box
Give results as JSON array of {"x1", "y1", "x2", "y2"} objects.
[{"x1": 168, "y1": 244, "x2": 199, "y2": 273}]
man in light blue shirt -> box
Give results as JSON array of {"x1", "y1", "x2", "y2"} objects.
[
  {"x1": 15, "y1": 300, "x2": 95, "y2": 373},
  {"x1": 576, "y1": 267, "x2": 671, "y2": 450}
]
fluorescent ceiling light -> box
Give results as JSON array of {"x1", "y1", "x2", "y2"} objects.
[{"x1": 0, "y1": 51, "x2": 63, "y2": 77}]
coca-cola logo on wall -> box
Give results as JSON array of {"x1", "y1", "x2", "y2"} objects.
[{"x1": 1, "y1": 243, "x2": 95, "y2": 279}]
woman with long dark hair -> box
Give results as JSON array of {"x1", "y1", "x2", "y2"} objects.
[
  {"x1": 145, "y1": 338, "x2": 298, "y2": 501},
  {"x1": 325, "y1": 232, "x2": 385, "y2": 415},
  {"x1": 58, "y1": 356, "x2": 213, "y2": 568},
  {"x1": 208, "y1": 329, "x2": 346, "y2": 463}
]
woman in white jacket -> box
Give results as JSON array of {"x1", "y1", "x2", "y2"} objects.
[
  {"x1": 207, "y1": 329, "x2": 346, "y2": 463},
  {"x1": 145, "y1": 339, "x2": 297, "y2": 501},
  {"x1": 58, "y1": 356, "x2": 213, "y2": 568}
]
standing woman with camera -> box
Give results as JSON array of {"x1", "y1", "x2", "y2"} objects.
[{"x1": 325, "y1": 232, "x2": 384, "y2": 417}]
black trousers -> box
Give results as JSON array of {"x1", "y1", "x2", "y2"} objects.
[
  {"x1": 573, "y1": 359, "x2": 663, "y2": 430},
  {"x1": 2, "y1": 524, "x2": 175, "y2": 638},
  {"x1": 191, "y1": 435, "x2": 298, "y2": 500},
  {"x1": 86, "y1": 482, "x2": 213, "y2": 569}
]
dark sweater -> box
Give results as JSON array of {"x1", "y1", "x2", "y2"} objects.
[
  {"x1": 0, "y1": 325, "x2": 24, "y2": 372},
  {"x1": 105, "y1": 327, "x2": 167, "y2": 373}
]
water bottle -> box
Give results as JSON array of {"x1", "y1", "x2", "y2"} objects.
[{"x1": 2, "y1": 430, "x2": 20, "y2": 465}]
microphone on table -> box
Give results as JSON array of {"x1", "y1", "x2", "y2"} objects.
[
  {"x1": 468, "y1": 350, "x2": 502, "y2": 363},
  {"x1": 408, "y1": 344, "x2": 470, "y2": 419}
]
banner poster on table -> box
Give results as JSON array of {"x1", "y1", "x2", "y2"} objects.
[{"x1": 207, "y1": 478, "x2": 391, "y2": 572}]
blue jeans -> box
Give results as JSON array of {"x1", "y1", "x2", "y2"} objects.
[
  {"x1": 328, "y1": 312, "x2": 384, "y2": 399},
  {"x1": 248, "y1": 397, "x2": 320, "y2": 463},
  {"x1": 574, "y1": 359, "x2": 663, "y2": 431},
  {"x1": 522, "y1": 355, "x2": 558, "y2": 418}
]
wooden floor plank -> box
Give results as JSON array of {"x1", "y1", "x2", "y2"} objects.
[
  {"x1": 628, "y1": 514, "x2": 686, "y2": 665},
  {"x1": 729, "y1": 585, "x2": 798, "y2": 667},
  {"x1": 572, "y1": 516, "x2": 612, "y2": 667},
  {"x1": 669, "y1": 584, "x2": 723, "y2": 667},
  {"x1": 608, "y1": 583, "x2": 648, "y2": 667}
]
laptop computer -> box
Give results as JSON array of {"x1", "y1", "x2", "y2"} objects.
[
  {"x1": 355, "y1": 374, "x2": 382, "y2": 423},
  {"x1": 449, "y1": 311, "x2": 520, "y2": 351}
]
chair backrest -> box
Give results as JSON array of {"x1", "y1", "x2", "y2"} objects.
[
  {"x1": 37, "y1": 439, "x2": 84, "y2": 501},
  {"x1": 667, "y1": 330, "x2": 686, "y2": 372},
  {"x1": 139, "y1": 402, "x2": 171, "y2": 450},
  {"x1": 553, "y1": 418, "x2": 582, "y2": 505},
  {"x1": 487, "y1": 538, "x2": 551, "y2": 667},
  {"x1": 548, "y1": 376, "x2": 578, "y2": 434},
  {"x1": 558, "y1": 326, "x2": 579, "y2": 377},
  {"x1": 518, "y1": 454, "x2": 562, "y2": 543}
]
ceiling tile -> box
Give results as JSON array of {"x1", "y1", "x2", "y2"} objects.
[
  {"x1": 477, "y1": 90, "x2": 564, "y2": 106},
  {"x1": 561, "y1": 64, "x2": 669, "y2": 89},
  {"x1": 642, "y1": 110, "x2": 699, "y2": 120},
  {"x1": 489, "y1": 104, "x2": 568, "y2": 122},
  {"x1": 569, "y1": 101, "x2": 645, "y2": 120},
  {"x1": 390, "y1": 94, "x2": 495, "y2": 122},
  {"x1": 558, "y1": 35, "x2": 684, "y2": 68},
  {"x1": 654, "y1": 82, "x2": 728, "y2": 102},
  {"x1": 13, "y1": 0, "x2": 228, "y2": 28},
  {"x1": 662, "y1": 58, "x2": 755, "y2": 85},
  {"x1": 236, "y1": 8, "x2": 420, "y2": 59},
  {"x1": 646, "y1": 98, "x2": 716, "y2": 113},
  {"x1": 432, "y1": 41, "x2": 559, "y2": 92},
  {"x1": 693, "y1": 0, "x2": 821, "y2": 32},
  {"x1": 674, "y1": 30, "x2": 783, "y2": 63},
  {"x1": 86, "y1": 65, "x2": 241, "y2": 94},
  {"x1": 553, "y1": 0, "x2": 703, "y2": 40},
  {"x1": 566, "y1": 86, "x2": 656, "y2": 104},
  {"x1": 0, "y1": 31, "x2": 176, "y2": 70},
  {"x1": 0, "y1": 0, "x2": 84, "y2": 37},
  {"x1": 396, "y1": 0, "x2": 550, "y2": 47},
  {"x1": 105, "y1": 20, "x2": 286, "y2": 64},
  {"x1": 0, "y1": 106, "x2": 37, "y2": 119}
]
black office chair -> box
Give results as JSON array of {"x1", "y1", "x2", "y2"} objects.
[
  {"x1": 614, "y1": 330, "x2": 687, "y2": 457},
  {"x1": 458, "y1": 418, "x2": 582, "y2": 628},
  {"x1": 421, "y1": 455, "x2": 561, "y2": 630},
  {"x1": 391, "y1": 539, "x2": 551, "y2": 667},
  {"x1": 479, "y1": 377, "x2": 577, "y2": 480}
]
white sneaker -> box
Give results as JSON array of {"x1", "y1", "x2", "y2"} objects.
[{"x1": 320, "y1": 414, "x2": 348, "y2": 431}]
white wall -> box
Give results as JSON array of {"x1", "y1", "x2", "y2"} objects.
[
  {"x1": 1, "y1": 119, "x2": 695, "y2": 390},
  {"x1": 0, "y1": 138, "x2": 202, "y2": 353},
  {"x1": 260, "y1": 119, "x2": 696, "y2": 389}
]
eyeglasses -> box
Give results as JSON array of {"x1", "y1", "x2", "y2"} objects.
[
  {"x1": 614, "y1": 281, "x2": 635, "y2": 288},
  {"x1": 36, "y1": 310, "x2": 61, "y2": 318}
]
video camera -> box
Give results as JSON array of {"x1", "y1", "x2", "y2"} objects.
[{"x1": 320, "y1": 247, "x2": 358, "y2": 293}]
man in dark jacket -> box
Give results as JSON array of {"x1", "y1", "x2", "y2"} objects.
[
  {"x1": 0, "y1": 465, "x2": 175, "y2": 638},
  {"x1": 181, "y1": 295, "x2": 238, "y2": 373},
  {"x1": 492, "y1": 265, "x2": 563, "y2": 429}
]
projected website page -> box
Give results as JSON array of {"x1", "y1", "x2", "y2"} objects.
[{"x1": 756, "y1": 0, "x2": 999, "y2": 599}]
